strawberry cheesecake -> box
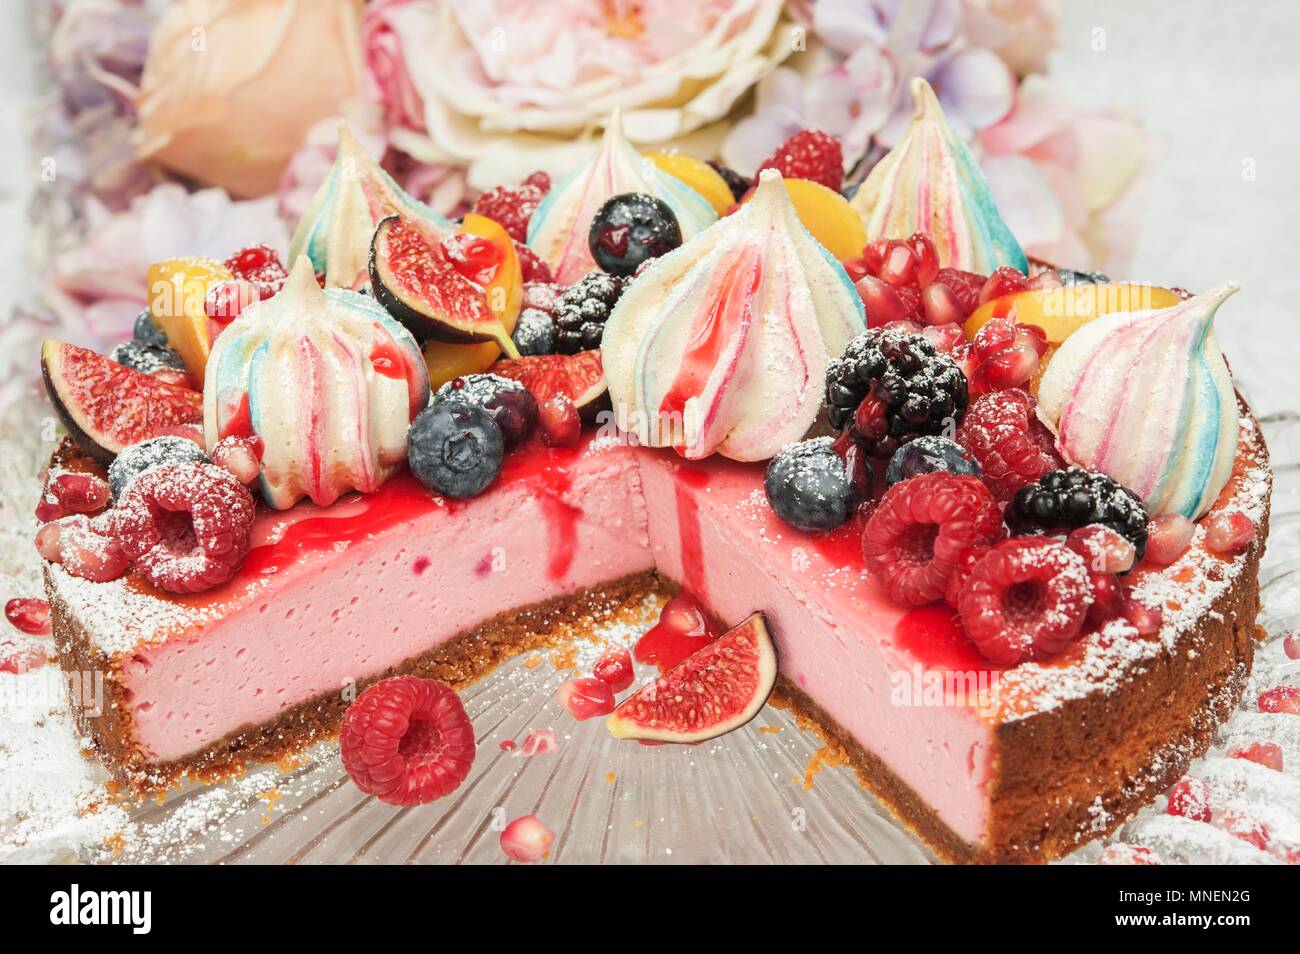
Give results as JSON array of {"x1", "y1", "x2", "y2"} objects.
[{"x1": 32, "y1": 80, "x2": 1272, "y2": 864}]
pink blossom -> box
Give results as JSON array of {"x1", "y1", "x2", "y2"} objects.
[{"x1": 362, "y1": 0, "x2": 428, "y2": 133}]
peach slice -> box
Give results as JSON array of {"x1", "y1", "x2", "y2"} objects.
[
  {"x1": 423, "y1": 340, "x2": 505, "y2": 392},
  {"x1": 644, "y1": 151, "x2": 735, "y2": 215},
  {"x1": 964, "y1": 283, "x2": 1183, "y2": 343},
  {"x1": 743, "y1": 178, "x2": 867, "y2": 261},
  {"x1": 146, "y1": 257, "x2": 234, "y2": 387}
]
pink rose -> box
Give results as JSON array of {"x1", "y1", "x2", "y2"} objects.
[{"x1": 362, "y1": 0, "x2": 427, "y2": 132}]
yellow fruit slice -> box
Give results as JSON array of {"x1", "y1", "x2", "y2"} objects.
[
  {"x1": 644, "y1": 151, "x2": 735, "y2": 215},
  {"x1": 743, "y1": 178, "x2": 867, "y2": 261},
  {"x1": 460, "y1": 213, "x2": 523, "y2": 328},
  {"x1": 146, "y1": 257, "x2": 233, "y2": 386},
  {"x1": 423, "y1": 340, "x2": 505, "y2": 392},
  {"x1": 964, "y1": 283, "x2": 1184, "y2": 344}
]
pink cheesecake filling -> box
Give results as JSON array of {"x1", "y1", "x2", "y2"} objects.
[{"x1": 634, "y1": 451, "x2": 996, "y2": 846}]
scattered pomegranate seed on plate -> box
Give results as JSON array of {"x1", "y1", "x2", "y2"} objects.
[
  {"x1": 500, "y1": 814, "x2": 555, "y2": 863},
  {"x1": 1257, "y1": 684, "x2": 1300, "y2": 715},
  {"x1": 5, "y1": 597, "x2": 51, "y2": 636},
  {"x1": 1228, "y1": 740, "x2": 1283, "y2": 772},
  {"x1": 556, "y1": 677, "x2": 615, "y2": 720},
  {"x1": 514, "y1": 729, "x2": 559, "y2": 757},
  {"x1": 1284, "y1": 632, "x2": 1300, "y2": 660},
  {"x1": 1165, "y1": 777, "x2": 1213, "y2": 822},
  {"x1": 592, "y1": 647, "x2": 634, "y2": 692}
]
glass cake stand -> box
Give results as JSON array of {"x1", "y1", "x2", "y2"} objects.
[{"x1": 4, "y1": 410, "x2": 1299, "y2": 866}]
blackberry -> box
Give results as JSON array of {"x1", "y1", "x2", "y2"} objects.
[
  {"x1": 1009, "y1": 467, "x2": 1148, "y2": 562},
  {"x1": 825, "y1": 329, "x2": 968, "y2": 459},
  {"x1": 553, "y1": 271, "x2": 625, "y2": 354}
]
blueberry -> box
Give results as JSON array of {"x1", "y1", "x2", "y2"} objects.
[
  {"x1": 108, "y1": 436, "x2": 208, "y2": 500},
  {"x1": 110, "y1": 340, "x2": 185, "y2": 374},
  {"x1": 512, "y1": 307, "x2": 555, "y2": 356},
  {"x1": 1056, "y1": 267, "x2": 1110, "y2": 285},
  {"x1": 885, "y1": 436, "x2": 980, "y2": 486},
  {"x1": 587, "y1": 192, "x2": 681, "y2": 277},
  {"x1": 407, "y1": 401, "x2": 504, "y2": 498},
  {"x1": 764, "y1": 437, "x2": 856, "y2": 532},
  {"x1": 433, "y1": 373, "x2": 537, "y2": 449},
  {"x1": 133, "y1": 309, "x2": 169, "y2": 347},
  {"x1": 707, "y1": 161, "x2": 751, "y2": 202}
]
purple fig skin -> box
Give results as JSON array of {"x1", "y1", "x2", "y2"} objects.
[{"x1": 42, "y1": 342, "x2": 117, "y2": 465}]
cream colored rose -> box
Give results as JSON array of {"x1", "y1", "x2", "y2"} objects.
[{"x1": 136, "y1": 0, "x2": 366, "y2": 197}]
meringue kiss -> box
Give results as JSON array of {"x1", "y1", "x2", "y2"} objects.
[
  {"x1": 850, "y1": 78, "x2": 1028, "y2": 275},
  {"x1": 289, "y1": 124, "x2": 451, "y2": 289},
  {"x1": 526, "y1": 108, "x2": 718, "y2": 285},
  {"x1": 204, "y1": 256, "x2": 430, "y2": 509},
  {"x1": 602, "y1": 169, "x2": 866, "y2": 462},
  {"x1": 1035, "y1": 283, "x2": 1240, "y2": 520}
]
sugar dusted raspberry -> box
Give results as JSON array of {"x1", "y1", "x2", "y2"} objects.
[
  {"x1": 1257, "y1": 684, "x2": 1300, "y2": 715},
  {"x1": 500, "y1": 814, "x2": 554, "y2": 863},
  {"x1": 1165, "y1": 777, "x2": 1212, "y2": 822},
  {"x1": 955, "y1": 388, "x2": 1063, "y2": 501},
  {"x1": 514, "y1": 241, "x2": 553, "y2": 283},
  {"x1": 592, "y1": 647, "x2": 634, "y2": 692},
  {"x1": 472, "y1": 183, "x2": 545, "y2": 243},
  {"x1": 1144, "y1": 514, "x2": 1195, "y2": 566},
  {"x1": 54, "y1": 514, "x2": 130, "y2": 583},
  {"x1": 340, "y1": 676, "x2": 476, "y2": 806},
  {"x1": 1098, "y1": 844, "x2": 1159, "y2": 865},
  {"x1": 48, "y1": 472, "x2": 110, "y2": 513},
  {"x1": 933, "y1": 268, "x2": 985, "y2": 315},
  {"x1": 1205, "y1": 511, "x2": 1255, "y2": 554},
  {"x1": 958, "y1": 537, "x2": 1092, "y2": 665},
  {"x1": 5, "y1": 597, "x2": 50, "y2": 636},
  {"x1": 557, "y1": 677, "x2": 615, "y2": 720},
  {"x1": 514, "y1": 728, "x2": 558, "y2": 757},
  {"x1": 862, "y1": 472, "x2": 1004, "y2": 607},
  {"x1": 115, "y1": 462, "x2": 256, "y2": 593},
  {"x1": 1228, "y1": 740, "x2": 1283, "y2": 772},
  {"x1": 944, "y1": 545, "x2": 990, "y2": 609},
  {"x1": 757, "y1": 129, "x2": 843, "y2": 191},
  {"x1": 522, "y1": 281, "x2": 563, "y2": 313}
]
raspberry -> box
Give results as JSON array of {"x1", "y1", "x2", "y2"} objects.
[
  {"x1": 1165, "y1": 776, "x2": 1212, "y2": 822},
  {"x1": 758, "y1": 130, "x2": 844, "y2": 191},
  {"x1": 592, "y1": 647, "x2": 634, "y2": 692},
  {"x1": 958, "y1": 537, "x2": 1092, "y2": 665},
  {"x1": 500, "y1": 814, "x2": 554, "y2": 862},
  {"x1": 514, "y1": 241, "x2": 553, "y2": 283},
  {"x1": 471, "y1": 183, "x2": 544, "y2": 243},
  {"x1": 955, "y1": 389, "x2": 1063, "y2": 501},
  {"x1": 339, "y1": 676, "x2": 476, "y2": 806},
  {"x1": 944, "y1": 544, "x2": 990, "y2": 609},
  {"x1": 557, "y1": 677, "x2": 615, "y2": 720},
  {"x1": 115, "y1": 462, "x2": 256, "y2": 593},
  {"x1": 5, "y1": 597, "x2": 51, "y2": 636},
  {"x1": 862, "y1": 472, "x2": 1004, "y2": 607},
  {"x1": 1257, "y1": 684, "x2": 1300, "y2": 715}
]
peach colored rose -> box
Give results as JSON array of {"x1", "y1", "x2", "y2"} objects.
[{"x1": 135, "y1": 0, "x2": 365, "y2": 197}]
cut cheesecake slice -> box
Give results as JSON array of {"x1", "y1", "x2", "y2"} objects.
[{"x1": 46, "y1": 410, "x2": 1271, "y2": 863}]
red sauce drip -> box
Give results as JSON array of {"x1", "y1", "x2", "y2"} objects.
[
  {"x1": 893, "y1": 604, "x2": 996, "y2": 672},
  {"x1": 633, "y1": 593, "x2": 716, "y2": 673},
  {"x1": 218, "y1": 390, "x2": 253, "y2": 441},
  {"x1": 808, "y1": 520, "x2": 865, "y2": 571},
  {"x1": 674, "y1": 467, "x2": 708, "y2": 603},
  {"x1": 368, "y1": 334, "x2": 407, "y2": 380}
]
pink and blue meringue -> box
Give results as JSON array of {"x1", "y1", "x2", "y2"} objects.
[
  {"x1": 602, "y1": 169, "x2": 866, "y2": 462},
  {"x1": 204, "y1": 255, "x2": 430, "y2": 510},
  {"x1": 1035, "y1": 283, "x2": 1240, "y2": 520},
  {"x1": 850, "y1": 78, "x2": 1028, "y2": 275},
  {"x1": 526, "y1": 109, "x2": 718, "y2": 285},
  {"x1": 289, "y1": 124, "x2": 451, "y2": 289}
]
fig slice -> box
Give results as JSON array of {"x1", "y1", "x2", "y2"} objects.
[
  {"x1": 606, "y1": 611, "x2": 778, "y2": 743},
  {"x1": 369, "y1": 214, "x2": 519, "y2": 357},
  {"x1": 489, "y1": 350, "x2": 608, "y2": 423},
  {"x1": 41, "y1": 340, "x2": 203, "y2": 464}
]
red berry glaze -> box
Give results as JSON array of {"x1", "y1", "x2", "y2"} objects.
[
  {"x1": 500, "y1": 814, "x2": 554, "y2": 863},
  {"x1": 557, "y1": 677, "x2": 615, "y2": 720},
  {"x1": 1228, "y1": 740, "x2": 1283, "y2": 772},
  {"x1": 958, "y1": 537, "x2": 1093, "y2": 665},
  {"x1": 1165, "y1": 776, "x2": 1212, "y2": 822},
  {"x1": 5, "y1": 597, "x2": 51, "y2": 636},
  {"x1": 115, "y1": 462, "x2": 256, "y2": 593},
  {"x1": 634, "y1": 593, "x2": 716, "y2": 672},
  {"x1": 757, "y1": 129, "x2": 844, "y2": 191},
  {"x1": 471, "y1": 183, "x2": 544, "y2": 243},
  {"x1": 1257, "y1": 684, "x2": 1300, "y2": 715},
  {"x1": 340, "y1": 676, "x2": 476, "y2": 806},
  {"x1": 592, "y1": 647, "x2": 634, "y2": 692},
  {"x1": 862, "y1": 472, "x2": 1004, "y2": 607},
  {"x1": 955, "y1": 388, "x2": 1063, "y2": 501}
]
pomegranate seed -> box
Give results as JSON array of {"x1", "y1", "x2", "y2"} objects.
[
  {"x1": 1205, "y1": 511, "x2": 1255, "y2": 554},
  {"x1": 831, "y1": 431, "x2": 870, "y2": 502},
  {"x1": 1026, "y1": 269, "x2": 1063, "y2": 290},
  {"x1": 5, "y1": 598, "x2": 51, "y2": 636},
  {"x1": 0, "y1": 639, "x2": 48, "y2": 674},
  {"x1": 1098, "y1": 844, "x2": 1159, "y2": 865},
  {"x1": 1144, "y1": 514, "x2": 1195, "y2": 566},
  {"x1": 48, "y1": 473, "x2": 110, "y2": 513},
  {"x1": 852, "y1": 391, "x2": 889, "y2": 442},
  {"x1": 500, "y1": 814, "x2": 554, "y2": 863},
  {"x1": 975, "y1": 343, "x2": 1040, "y2": 392},
  {"x1": 842, "y1": 257, "x2": 870, "y2": 285},
  {"x1": 978, "y1": 266, "x2": 1029, "y2": 305},
  {"x1": 557, "y1": 677, "x2": 614, "y2": 720},
  {"x1": 537, "y1": 393, "x2": 581, "y2": 447},
  {"x1": 203, "y1": 279, "x2": 263, "y2": 323},
  {"x1": 878, "y1": 242, "x2": 918, "y2": 287},
  {"x1": 1257, "y1": 684, "x2": 1300, "y2": 715},
  {"x1": 35, "y1": 521, "x2": 64, "y2": 561},
  {"x1": 1166, "y1": 777, "x2": 1212, "y2": 822},
  {"x1": 856, "y1": 275, "x2": 913, "y2": 325},
  {"x1": 514, "y1": 729, "x2": 558, "y2": 757},
  {"x1": 54, "y1": 514, "x2": 129, "y2": 583},
  {"x1": 1228, "y1": 740, "x2": 1284, "y2": 772},
  {"x1": 1087, "y1": 573, "x2": 1126, "y2": 624},
  {"x1": 908, "y1": 233, "x2": 940, "y2": 286},
  {"x1": 1284, "y1": 632, "x2": 1300, "y2": 660},
  {"x1": 920, "y1": 282, "x2": 964, "y2": 326},
  {"x1": 861, "y1": 238, "x2": 890, "y2": 275},
  {"x1": 919, "y1": 322, "x2": 965, "y2": 354},
  {"x1": 592, "y1": 647, "x2": 634, "y2": 692},
  {"x1": 1215, "y1": 809, "x2": 1269, "y2": 852},
  {"x1": 34, "y1": 497, "x2": 64, "y2": 523},
  {"x1": 210, "y1": 436, "x2": 262, "y2": 485},
  {"x1": 1122, "y1": 595, "x2": 1163, "y2": 636},
  {"x1": 1066, "y1": 525, "x2": 1136, "y2": 574}
]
